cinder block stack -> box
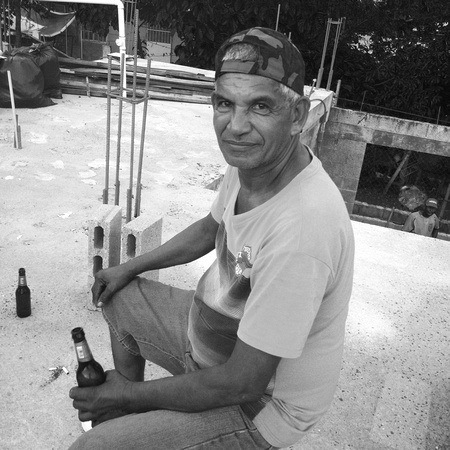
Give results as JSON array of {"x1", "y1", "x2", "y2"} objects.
[
  {"x1": 86, "y1": 205, "x2": 163, "y2": 310},
  {"x1": 86, "y1": 204, "x2": 122, "y2": 309},
  {"x1": 121, "y1": 213, "x2": 163, "y2": 281}
]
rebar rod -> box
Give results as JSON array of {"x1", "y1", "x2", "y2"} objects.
[
  {"x1": 326, "y1": 18, "x2": 342, "y2": 91},
  {"x1": 134, "y1": 56, "x2": 151, "y2": 218},
  {"x1": 275, "y1": 4, "x2": 281, "y2": 31},
  {"x1": 114, "y1": 55, "x2": 126, "y2": 205},
  {"x1": 0, "y1": 0, "x2": 4, "y2": 52},
  {"x1": 7, "y1": 71, "x2": 20, "y2": 149},
  {"x1": 103, "y1": 55, "x2": 112, "y2": 204},
  {"x1": 316, "y1": 19, "x2": 331, "y2": 89},
  {"x1": 126, "y1": 8, "x2": 139, "y2": 222}
]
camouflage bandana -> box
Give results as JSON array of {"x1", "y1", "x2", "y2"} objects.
[{"x1": 215, "y1": 27, "x2": 305, "y2": 96}]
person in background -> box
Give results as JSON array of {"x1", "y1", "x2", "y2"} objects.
[
  {"x1": 403, "y1": 198, "x2": 440, "y2": 238},
  {"x1": 69, "y1": 27, "x2": 355, "y2": 449}
]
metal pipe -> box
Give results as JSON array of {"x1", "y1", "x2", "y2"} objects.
[
  {"x1": 134, "y1": 56, "x2": 151, "y2": 218},
  {"x1": 103, "y1": 54, "x2": 112, "y2": 204},
  {"x1": 275, "y1": 4, "x2": 281, "y2": 31},
  {"x1": 35, "y1": 0, "x2": 126, "y2": 58},
  {"x1": 383, "y1": 150, "x2": 411, "y2": 195},
  {"x1": 7, "y1": 70, "x2": 20, "y2": 149},
  {"x1": 316, "y1": 19, "x2": 331, "y2": 89},
  {"x1": 127, "y1": 8, "x2": 139, "y2": 222},
  {"x1": 0, "y1": 0, "x2": 4, "y2": 52},
  {"x1": 326, "y1": 18, "x2": 342, "y2": 90},
  {"x1": 114, "y1": 54, "x2": 126, "y2": 205}
]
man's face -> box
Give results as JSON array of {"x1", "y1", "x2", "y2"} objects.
[
  {"x1": 424, "y1": 205, "x2": 437, "y2": 217},
  {"x1": 212, "y1": 73, "x2": 302, "y2": 172}
]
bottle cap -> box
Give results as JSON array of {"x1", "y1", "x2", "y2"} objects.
[
  {"x1": 19, "y1": 268, "x2": 26, "y2": 275},
  {"x1": 71, "y1": 327, "x2": 86, "y2": 343}
]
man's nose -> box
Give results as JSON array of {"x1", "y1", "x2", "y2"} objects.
[{"x1": 227, "y1": 107, "x2": 252, "y2": 135}]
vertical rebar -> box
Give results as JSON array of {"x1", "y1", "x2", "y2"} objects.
[
  {"x1": 103, "y1": 55, "x2": 112, "y2": 204},
  {"x1": 317, "y1": 19, "x2": 331, "y2": 89},
  {"x1": 8, "y1": 0, "x2": 12, "y2": 47},
  {"x1": 7, "y1": 71, "x2": 20, "y2": 149},
  {"x1": 326, "y1": 19, "x2": 342, "y2": 91},
  {"x1": 114, "y1": 55, "x2": 126, "y2": 206},
  {"x1": 135, "y1": 56, "x2": 151, "y2": 218},
  {"x1": 436, "y1": 106, "x2": 441, "y2": 125},
  {"x1": 127, "y1": 8, "x2": 139, "y2": 223},
  {"x1": 360, "y1": 90, "x2": 366, "y2": 111},
  {"x1": 275, "y1": 4, "x2": 281, "y2": 31},
  {"x1": 0, "y1": 0, "x2": 4, "y2": 52},
  {"x1": 383, "y1": 150, "x2": 411, "y2": 195},
  {"x1": 80, "y1": 28, "x2": 83, "y2": 60}
]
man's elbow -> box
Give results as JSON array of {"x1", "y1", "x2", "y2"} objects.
[{"x1": 224, "y1": 379, "x2": 268, "y2": 405}]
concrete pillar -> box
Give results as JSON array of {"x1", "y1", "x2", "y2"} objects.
[
  {"x1": 87, "y1": 204, "x2": 122, "y2": 309},
  {"x1": 121, "y1": 213, "x2": 163, "y2": 281},
  {"x1": 319, "y1": 131, "x2": 366, "y2": 214}
]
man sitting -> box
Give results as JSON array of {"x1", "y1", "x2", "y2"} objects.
[{"x1": 69, "y1": 27, "x2": 355, "y2": 449}]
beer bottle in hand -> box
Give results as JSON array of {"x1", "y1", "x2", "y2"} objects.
[
  {"x1": 71, "y1": 327, "x2": 106, "y2": 387},
  {"x1": 16, "y1": 268, "x2": 31, "y2": 318}
]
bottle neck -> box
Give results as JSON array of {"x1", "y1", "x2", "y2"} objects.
[
  {"x1": 75, "y1": 340, "x2": 93, "y2": 362},
  {"x1": 18, "y1": 275, "x2": 27, "y2": 287}
]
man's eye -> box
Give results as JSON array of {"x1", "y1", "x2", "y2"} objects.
[
  {"x1": 215, "y1": 100, "x2": 231, "y2": 111},
  {"x1": 253, "y1": 103, "x2": 270, "y2": 113}
]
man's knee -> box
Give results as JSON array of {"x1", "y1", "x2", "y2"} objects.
[{"x1": 69, "y1": 429, "x2": 105, "y2": 450}]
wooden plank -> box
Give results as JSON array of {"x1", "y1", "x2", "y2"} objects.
[
  {"x1": 59, "y1": 78, "x2": 211, "y2": 101},
  {"x1": 60, "y1": 84, "x2": 211, "y2": 104},
  {"x1": 58, "y1": 57, "x2": 215, "y2": 82},
  {"x1": 62, "y1": 67, "x2": 214, "y2": 89},
  {"x1": 60, "y1": 70, "x2": 212, "y2": 95}
]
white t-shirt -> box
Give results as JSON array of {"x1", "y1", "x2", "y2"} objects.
[{"x1": 189, "y1": 151, "x2": 355, "y2": 447}]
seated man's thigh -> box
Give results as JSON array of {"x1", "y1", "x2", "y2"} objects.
[
  {"x1": 103, "y1": 277, "x2": 195, "y2": 375},
  {"x1": 69, "y1": 406, "x2": 272, "y2": 450}
]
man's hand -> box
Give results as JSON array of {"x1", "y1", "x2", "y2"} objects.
[
  {"x1": 69, "y1": 370, "x2": 132, "y2": 423},
  {"x1": 92, "y1": 265, "x2": 135, "y2": 308}
]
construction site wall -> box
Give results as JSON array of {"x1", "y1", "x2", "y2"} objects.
[{"x1": 319, "y1": 107, "x2": 450, "y2": 235}]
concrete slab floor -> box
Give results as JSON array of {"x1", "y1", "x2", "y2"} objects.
[{"x1": 1, "y1": 96, "x2": 449, "y2": 450}]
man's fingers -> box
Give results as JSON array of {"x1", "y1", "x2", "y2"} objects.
[
  {"x1": 78, "y1": 409, "x2": 94, "y2": 422},
  {"x1": 92, "y1": 280, "x2": 107, "y2": 307},
  {"x1": 69, "y1": 386, "x2": 91, "y2": 401},
  {"x1": 96, "y1": 286, "x2": 113, "y2": 308}
]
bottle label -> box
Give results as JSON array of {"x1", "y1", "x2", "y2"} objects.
[
  {"x1": 75, "y1": 341, "x2": 93, "y2": 362},
  {"x1": 18, "y1": 276, "x2": 27, "y2": 286},
  {"x1": 76, "y1": 347, "x2": 86, "y2": 359}
]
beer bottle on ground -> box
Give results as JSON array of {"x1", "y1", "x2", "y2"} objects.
[
  {"x1": 16, "y1": 268, "x2": 31, "y2": 318},
  {"x1": 71, "y1": 327, "x2": 106, "y2": 387}
]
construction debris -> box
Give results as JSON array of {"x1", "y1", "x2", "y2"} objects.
[{"x1": 58, "y1": 57, "x2": 214, "y2": 104}]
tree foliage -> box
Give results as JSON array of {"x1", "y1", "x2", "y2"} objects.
[
  {"x1": 2, "y1": 0, "x2": 448, "y2": 121},
  {"x1": 71, "y1": 4, "x2": 117, "y2": 37},
  {"x1": 137, "y1": 0, "x2": 448, "y2": 122}
]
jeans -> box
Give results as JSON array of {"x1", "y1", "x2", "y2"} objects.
[{"x1": 69, "y1": 278, "x2": 276, "y2": 450}]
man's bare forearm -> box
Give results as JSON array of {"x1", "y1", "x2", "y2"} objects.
[
  {"x1": 119, "y1": 340, "x2": 279, "y2": 415},
  {"x1": 124, "y1": 213, "x2": 219, "y2": 277}
]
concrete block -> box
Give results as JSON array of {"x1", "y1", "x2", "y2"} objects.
[
  {"x1": 87, "y1": 204, "x2": 122, "y2": 308},
  {"x1": 121, "y1": 213, "x2": 163, "y2": 281}
]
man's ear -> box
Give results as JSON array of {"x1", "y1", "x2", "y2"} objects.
[{"x1": 291, "y1": 96, "x2": 310, "y2": 136}]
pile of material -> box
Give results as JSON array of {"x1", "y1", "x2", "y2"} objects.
[
  {"x1": 0, "y1": 43, "x2": 61, "y2": 108},
  {"x1": 58, "y1": 57, "x2": 215, "y2": 104}
]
